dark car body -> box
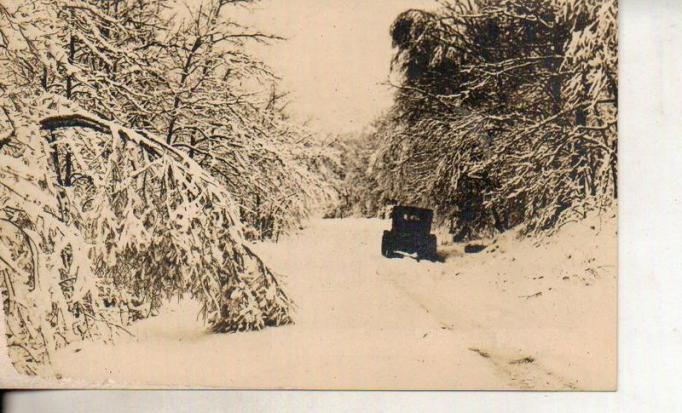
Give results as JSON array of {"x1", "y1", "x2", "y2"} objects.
[{"x1": 381, "y1": 206, "x2": 437, "y2": 260}]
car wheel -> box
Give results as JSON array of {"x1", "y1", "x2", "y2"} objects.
[
  {"x1": 382, "y1": 231, "x2": 395, "y2": 258},
  {"x1": 422, "y1": 235, "x2": 437, "y2": 261}
]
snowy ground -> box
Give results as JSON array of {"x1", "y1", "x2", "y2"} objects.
[{"x1": 52, "y1": 215, "x2": 617, "y2": 390}]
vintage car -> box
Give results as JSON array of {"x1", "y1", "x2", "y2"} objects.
[{"x1": 381, "y1": 206, "x2": 437, "y2": 261}]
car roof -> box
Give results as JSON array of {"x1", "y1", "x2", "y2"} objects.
[{"x1": 392, "y1": 205, "x2": 433, "y2": 215}]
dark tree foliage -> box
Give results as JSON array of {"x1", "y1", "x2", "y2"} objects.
[{"x1": 341, "y1": 0, "x2": 617, "y2": 239}]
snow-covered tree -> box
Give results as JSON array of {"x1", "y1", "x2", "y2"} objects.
[
  {"x1": 153, "y1": 0, "x2": 336, "y2": 239},
  {"x1": 0, "y1": 0, "x2": 335, "y2": 375},
  {"x1": 345, "y1": 0, "x2": 617, "y2": 238}
]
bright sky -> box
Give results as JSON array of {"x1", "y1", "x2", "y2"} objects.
[{"x1": 234, "y1": 0, "x2": 436, "y2": 135}]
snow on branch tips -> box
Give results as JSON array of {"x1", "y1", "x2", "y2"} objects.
[
  {"x1": 0, "y1": 0, "x2": 335, "y2": 377},
  {"x1": 0, "y1": 105, "x2": 293, "y2": 376},
  {"x1": 336, "y1": 0, "x2": 617, "y2": 239},
  {"x1": 38, "y1": 109, "x2": 294, "y2": 331}
]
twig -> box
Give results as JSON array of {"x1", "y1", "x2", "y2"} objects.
[{"x1": 519, "y1": 291, "x2": 542, "y2": 299}]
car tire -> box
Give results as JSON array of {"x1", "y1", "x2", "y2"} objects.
[
  {"x1": 381, "y1": 231, "x2": 396, "y2": 258},
  {"x1": 420, "y1": 235, "x2": 437, "y2": 261}
]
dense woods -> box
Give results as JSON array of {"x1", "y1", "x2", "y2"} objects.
[
  {"x1": 0, "y1": 0, "x2": 337, "y2": 375},
  {"x1": 0, "y1": 0, "x2": 618, "y2": 378},
  {"x1": 336, "y1": 0, "x2": 617, "y2": 239}
]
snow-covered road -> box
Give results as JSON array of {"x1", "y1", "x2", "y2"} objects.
[{"x1": 53, "y1": 217, "x2": 617, "y2": 390}]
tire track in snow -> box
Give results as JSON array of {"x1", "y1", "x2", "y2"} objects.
[{"x1": 382, "y1": 267, "x2": 575, "y2": 390}]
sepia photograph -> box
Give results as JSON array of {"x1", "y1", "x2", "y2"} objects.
[{"x1": 0, "y1": 0, "x2": 617, "y2": 390}]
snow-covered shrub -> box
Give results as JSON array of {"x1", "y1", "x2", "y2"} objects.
[
  {"x1": 0, "y1": 99, "x2": 295, "y2": 375},
  {"x1": 39, "y1": 108, "x2": 295, "y2": 330},
  {"x1": 0, "y1": 103, "x2": 116, "y2": 376}
]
